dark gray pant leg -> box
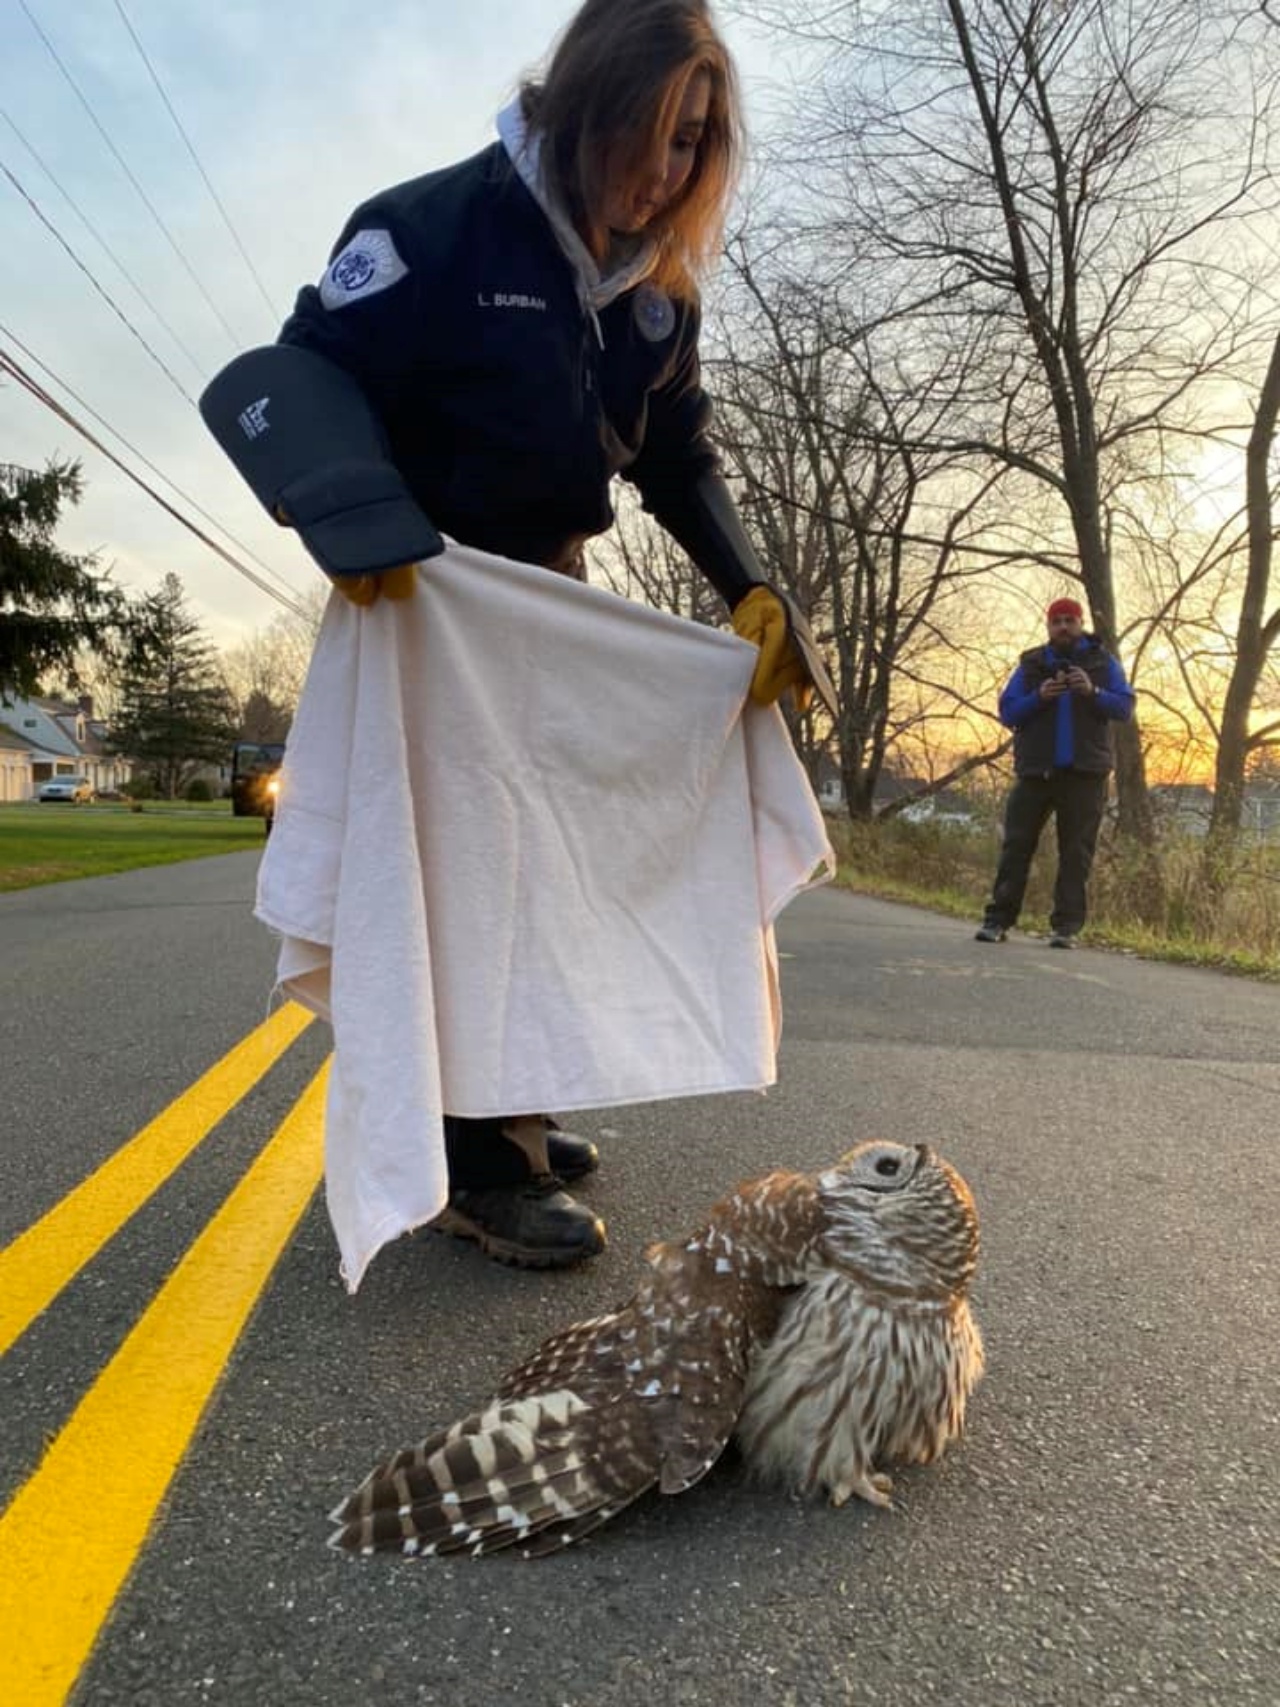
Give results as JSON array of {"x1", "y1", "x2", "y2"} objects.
[
  {"x1": 986, "y1": 775, "x2": 1054, "y2": 928},
  {"x1": 444, "y1": 1116, "x2": 534, "y2": 1190},
  {"x1": 1051, "y1": 772, "x2": 1108, "y2": 934}
]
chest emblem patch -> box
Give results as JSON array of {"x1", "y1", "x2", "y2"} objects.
[{"x1": 634, "y1": 284, "x2": 676, "y2": 343}]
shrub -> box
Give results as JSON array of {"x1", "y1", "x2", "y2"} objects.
[{"x1": 184, "y1": 778, "x2": 213, "y2": 802}]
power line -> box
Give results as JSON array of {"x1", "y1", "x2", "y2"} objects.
[
  {"x1": 0, "y1": 155, "x2": 198, "y2": 408},
  {"x1": 18, "y1": 0, "x2": 244, "y2": 352},
  {"x1": 0, "y1": 338, "x2": 311, "y2": 620},
  {"x1": 111, "y1": 0, "x2": 281, "y2": 328},
  {"x1": 0, "y1": 105, "x2": 208, "y2": 387},
  {"x1": 0, "y1": 318, "x2": 310, "y2": 612}
]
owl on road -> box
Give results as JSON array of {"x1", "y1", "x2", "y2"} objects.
[{"x1": 329, "y1": 1140, "x2": 983, "y2": 1559}]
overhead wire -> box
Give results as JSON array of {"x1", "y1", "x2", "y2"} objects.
[
  {"x1": 110, "y1": 0, "x2": 280, "y2": 327},
  {"x1": 17, "y1": 0, "x2": 244, "y2": 352},
  {"x1": 0, "y1": 156, "x2": 199, "y2": 408},
  {"x1": 0, "y1": 12, "x2": 304, "y2": 620},
  {"x1": 0, "y1": 337, "x2": 311, "y2": 620},
  {"x1": 0, "y1": 103, "x2": 208, "y2": 387},
  {"x1": 0, "y1": 319, "x2": 309, "y2": 613}
]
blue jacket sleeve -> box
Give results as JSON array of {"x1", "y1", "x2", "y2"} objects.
[
  {"x1": 1094, "y1": 655, "x2": 1135, "y2": 721},
  {"x1": 998, "y1": 666, "x2": 1043, "y2": 729}
]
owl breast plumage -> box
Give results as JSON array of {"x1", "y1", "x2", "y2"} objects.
[{"x1": 329, "y1": 1141, "x2": 983, "y2": 1559}]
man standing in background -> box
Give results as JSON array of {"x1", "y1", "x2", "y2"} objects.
[{"x1": 975, "y1": 599, "x2": 1134, "y2": 949}]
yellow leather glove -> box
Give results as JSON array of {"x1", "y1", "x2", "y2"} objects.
[
  {"x1": 326, "y1": 562, "x2": 417, "y2": 605},
  {"x1": 730, "y1": 586, "x2": 815, "y2": 714},
  {"x1": 273, "y1": 506, "x2": 417, "y2": 604}
]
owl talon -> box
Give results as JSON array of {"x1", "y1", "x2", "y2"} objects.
[{"x1": 829, "y1": 1471, "x2": 894, "y2": 1509}]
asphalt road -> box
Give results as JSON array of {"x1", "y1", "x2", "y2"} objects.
[{"x1": 2, "y1": 853, "x2": 1278, "y2": 1706}]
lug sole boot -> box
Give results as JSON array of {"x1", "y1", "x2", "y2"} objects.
[{"x1": 434, "y1": 1175, "x2": 607, "y2": 1270}]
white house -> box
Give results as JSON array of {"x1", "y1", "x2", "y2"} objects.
[
  {"x1": 0, "y1": 722, "x2": 40, "y2": 802},
  {"x1": 0, "y1": 695, "x2": 133, "y2": 801}
]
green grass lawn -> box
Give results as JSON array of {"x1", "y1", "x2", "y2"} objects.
[{"x1": 0, "y1": 802, "x2": 268, "y2": 892}]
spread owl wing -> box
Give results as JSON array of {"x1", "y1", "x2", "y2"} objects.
[
  {"x1": 328, "y1": 1169, "x2": 825, "y2": 1559},
  {"x1": 328, "y1": 1318, "x2": 657, "y2": 1559}
]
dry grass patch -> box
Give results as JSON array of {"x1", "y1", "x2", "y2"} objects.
[{"x1": 827, "y1": 814, "x2": 1280, "y2": 979}]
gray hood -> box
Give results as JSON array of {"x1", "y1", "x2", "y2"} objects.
[{"x1": 496, "y1": 97, "x2": 660, "y2": 345}]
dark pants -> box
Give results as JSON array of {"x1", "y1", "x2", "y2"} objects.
[
  {"x1": 984, "y1": 770, "x2": 1108, "y2": 935},
  {"x1": 444, "y1": 1117, "x2": 543, "y2": 1190}
]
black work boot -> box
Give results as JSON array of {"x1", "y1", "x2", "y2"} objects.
[
  {"x1": 543, "y1": 1116, "x2": 600, "y2": 1183},
  {"x1": 434, "y1": 1176, "x2": 607, "y2": 1270},
  {"x1": 502, "y1": 1112, "x2": 599, "y2": 1185}
]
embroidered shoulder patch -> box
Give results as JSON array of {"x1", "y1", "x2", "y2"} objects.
[{"x1": 319, "y1": 229, "x2": 409, "y2": 311}]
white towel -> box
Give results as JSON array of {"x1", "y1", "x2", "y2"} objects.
[{"x1": 256, "y1": 542, "x2": 834, "y2": 1290}]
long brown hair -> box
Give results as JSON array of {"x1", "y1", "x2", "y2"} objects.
[{"x1": 520, "y1": 0, "x2": 742, "y2": 299}]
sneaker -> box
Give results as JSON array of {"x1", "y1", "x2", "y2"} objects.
[
  {"x1": 543, "y1": 1117, "x2": 600, "y2": 1183},
  {"x1": 974, "y1": 924, "x2": 1007, "y2": 943},
  {"x1": 434, "y1": 1175, "x2": 607, "y2": 1269},
  {"x1": 1048, "y1": 932, "x2": 1078, "y2": 949}
]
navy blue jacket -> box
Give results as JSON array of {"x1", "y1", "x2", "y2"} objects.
[
  {"x1": 279, "y1": 142, "x2": 727, "y2": 582},
  {"x1": 999, "y1": 636, "x2": 1134, "y2": 775}
]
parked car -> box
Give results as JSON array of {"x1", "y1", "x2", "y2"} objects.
[
  {"x1": 900, "y1": 799, "x2": 976, "y2": 828},
  {"x1": 37, "y1": 776, "x2": 94, "y2": 804}
]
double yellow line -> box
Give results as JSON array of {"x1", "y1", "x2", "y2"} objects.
[{"x1": 0, "y1": 1004, "x2": 325, "y2": 1706}]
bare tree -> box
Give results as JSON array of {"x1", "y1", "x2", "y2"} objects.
[
  {"x1": 1201, "y1": 324, "x2": 1280, "y2": 877},
  {"x1": 707, "y1": 242, "x2": 1018, "y2": 815},
  {"x1": 1112, "y1": 313, "x2": 1280, "y2": 864},
  {"x1": 221, "y1": 584, "x2": 326, "y2": 731},
  {"x1": 589, "y1": 486, "x2": 724, "y2": 625},
  {"x1": 732, "y1": 0, "x2": 1280, "y2": 908}
]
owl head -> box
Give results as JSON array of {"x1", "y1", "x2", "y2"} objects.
[{"x1": 815, "y1": 1141, "x2": 979, "y2": 1300}]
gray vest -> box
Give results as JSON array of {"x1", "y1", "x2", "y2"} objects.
[{"x1": 1013, "y1": 642, "x2": 1116, "y2": 775}]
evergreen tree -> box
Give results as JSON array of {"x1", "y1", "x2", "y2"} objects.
[
  {"x1": 110, "y1": 573, "x2": 238, "y2": 798},
  {"x1": 0, "y1": 459, "x2": 125, "y2": 701}
]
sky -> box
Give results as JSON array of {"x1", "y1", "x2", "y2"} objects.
[{"x1": 0, "y1": 0, "x2": 786, "y2": 651}]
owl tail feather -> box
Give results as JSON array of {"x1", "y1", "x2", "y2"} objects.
[
  {"x1": 327, "y1": 1394, "x2": 629, "y2": 1559},
  {"x1": 505, "y1": 1505, "x2": 625, "y2": 1557}
]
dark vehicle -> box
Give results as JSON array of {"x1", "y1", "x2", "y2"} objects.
[{"x1": 231, "y1": 742, "x2": 285, "y2": 833}]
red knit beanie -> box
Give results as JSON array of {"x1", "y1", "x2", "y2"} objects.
[{"x1": 1047, "y1": 598, "x2": 1084, "y2": 621}]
